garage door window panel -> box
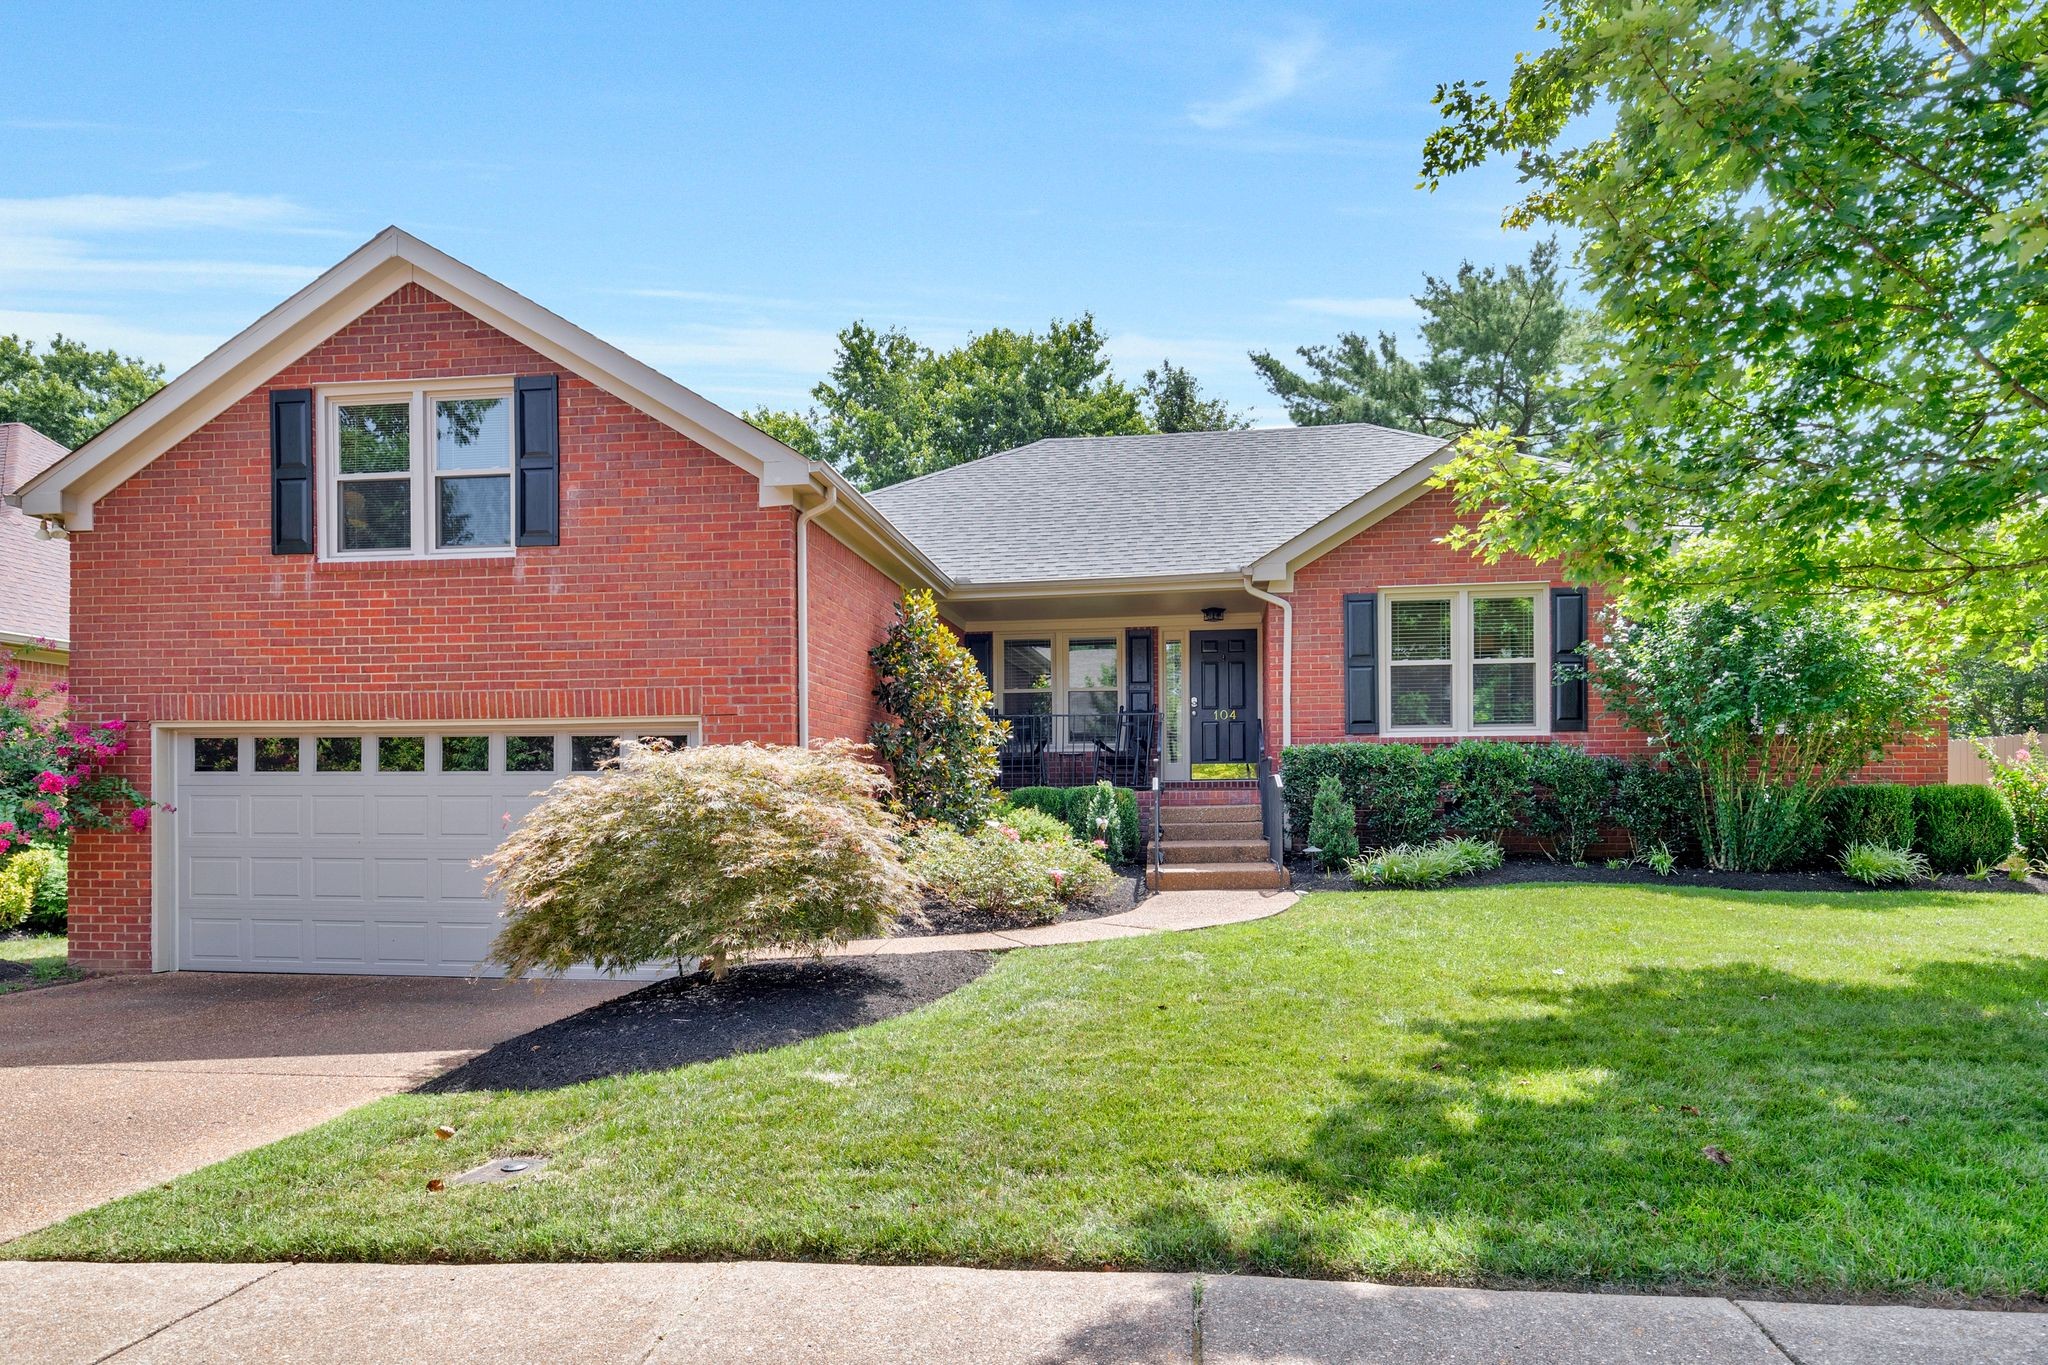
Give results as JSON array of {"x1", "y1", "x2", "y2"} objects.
[
  {"x1": 316, "y1": 737, "x2": 362, "y2": 772},
  {"x1": 378, "y1": 736, "x2": 427, "y2": 772},
  {"x1": 254, "y1": 737, "x2": 301, "y2": 773},
  {"x1": 194, "y1": 737, "x2": 239, "y2": 773},
  {"x1": 440, "y1": 735, "x2": 490, "y2": 772},
  {"x1": 506, "y1": 735, "x2": 557, "y2": 773}
]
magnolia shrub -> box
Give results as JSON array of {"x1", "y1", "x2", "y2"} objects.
[
  {"x1": 484, "y1": 741, "x2": 918, "y2": 980},
  {"x1": 906, "y1": 818, "x2": 1111, "y2": 923}
]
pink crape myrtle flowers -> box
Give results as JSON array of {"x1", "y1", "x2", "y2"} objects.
[{"x1": 0, "y1": 657, "x2": 155, "y2": 853}]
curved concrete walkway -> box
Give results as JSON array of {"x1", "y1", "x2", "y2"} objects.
[{"x1": 830, "y1": 887, "x2": 1298, "y2": 958}]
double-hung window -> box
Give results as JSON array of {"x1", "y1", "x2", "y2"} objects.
[
  {"x1": 1383, "y1": 588, "x2": 1546, "y2": 734},
  {"x1": 325, "y1": 381, "x2": 515, "y2": 558}
]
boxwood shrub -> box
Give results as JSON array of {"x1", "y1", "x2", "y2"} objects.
[
  {"x1": 1822, "y1": 783, "x2": 1916, "y2": 856},
  {"x1": 1281, "y1": 743, "x2": 1450, "y2": 850},
  {"x1": 1910, "y1": 785, "x2": 2018, "y2": 874}
]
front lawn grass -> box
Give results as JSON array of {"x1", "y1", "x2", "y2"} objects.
[
  {"x1": 0, "y1": 933, "x2": 79, "y2": 995},
  {"x1": 14, "y1": 887, "x2": 2048, "y2": 1301}
]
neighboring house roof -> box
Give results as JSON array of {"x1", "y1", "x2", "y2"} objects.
[
  {"x1": 0, "y1": 422, "x2": 71, "y2": 651},
  {"x1": 865, "y1": 423, "x2": 1452, "y2": 586}
]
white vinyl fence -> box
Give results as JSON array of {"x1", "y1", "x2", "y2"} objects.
[{"x1": 1949, "y1": 734, "x2": 2032, "y2": 785}]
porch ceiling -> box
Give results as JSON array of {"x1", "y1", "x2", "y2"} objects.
[{"x1": 942, "y1": 580, "x2": 1265, "y2": 627}]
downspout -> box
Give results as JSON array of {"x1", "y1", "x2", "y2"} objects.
[
  {"x1": 1241, "y1": 576, "x2": 1292, "y2": 750},
  {"x1": 794, "y1": 480, "x2": 840, "y2": 747}
]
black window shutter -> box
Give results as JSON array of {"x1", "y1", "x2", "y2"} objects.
[
  {"x1": 514, "y1": 374, "x2": 560, "y2": 546},
  {"x1": 1551, "y1": 586, "x2": 1589, "y2": 732},
  {"x1": 269, "y1": 389, "x2": 313, "y2": 555},
  {"x1": 1344, "y1": 593, "x2": 1378, "y2": 734},
  {"x1": 1125, "y1": 628, "x2": 1155, "y2": 711},
  {"x1": 962, "y1": 633, "x2": 994, "y2": 693}
]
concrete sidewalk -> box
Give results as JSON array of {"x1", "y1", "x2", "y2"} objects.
[{"x1": 7, "y1": 1260, "x2": 2042, "y2": 1364}]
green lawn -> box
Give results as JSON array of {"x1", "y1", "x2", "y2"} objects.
[
  {"x1": 0, "y1": 933, "x2": 78, "y2": 995},
  {"x1": 13, "y1": 887, "x2": 2048, "y2": 1300}
]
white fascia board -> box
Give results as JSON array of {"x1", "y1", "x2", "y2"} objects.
[
  {"x1": 14, "y1": 227, "x2": 818, "y2": 527},
  {"x1": 803, "y1": 465, "x2": 953, "y2": 593},
  {"x1": 1242, "y1": 445, "x2": 1453, "y2": 586},
  {"x1": 943, "y1": 572, "x2": 1249, "y2": 602}
]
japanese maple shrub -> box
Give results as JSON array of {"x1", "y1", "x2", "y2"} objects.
[
  {"x1": 1589, "y1": 599, "x2": 1932, "y2": 871},
  {"x1": 869, "y1": 589, "x2": 1004, "y2": 831},
  {"x1": 484, "y1": 741, "x2": 920, "y2": 981},
  {"x1": 0, "y1": 657, "x2": 153, "y2": 861}
]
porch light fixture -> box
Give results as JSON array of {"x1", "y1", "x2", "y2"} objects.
[{"x1": 1201, "y1": 606, "x2": 1226, "y2": 622}]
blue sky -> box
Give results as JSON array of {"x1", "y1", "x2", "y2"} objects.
[{"x1": 4, "y1": 2, "x2": 1549, "y2": 426}]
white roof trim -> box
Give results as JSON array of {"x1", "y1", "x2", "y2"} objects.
[
  {"x1": 10, "y1": 227, "x2": 818, "y2": 528},
  {"x1": 1243, "y1": 444, "x2": 1453, "y2": 586}
]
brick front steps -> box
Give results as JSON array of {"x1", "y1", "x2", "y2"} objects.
[{"x1": 1146, "y1": 789, "x2": 1290, "y2": 892}]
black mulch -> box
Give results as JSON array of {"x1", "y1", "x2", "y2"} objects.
[
  {"x1": 1286, "y1": 857, "x2": 2046, "y2": 896},
  {"x1": 889, "y1": 862, "x2": 1146, "y2": 938},
  {"x1": 421, "y1": 951, "x2": 993, "y2": 1094},
  {"x1": 0, "y1": 959, "x2": 33, "y2": 983}
]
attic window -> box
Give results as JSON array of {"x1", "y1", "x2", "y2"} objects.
[{"x1": 322, "y1": 381, "x2": 514, "y2": 559}]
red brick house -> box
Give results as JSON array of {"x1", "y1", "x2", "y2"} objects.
[
  {"x1": 0, "y1": 421, "x2": 72, "y2": 692},
  {"x1": 10, "y1": 230, "x2": 1944, "y2": 976}
]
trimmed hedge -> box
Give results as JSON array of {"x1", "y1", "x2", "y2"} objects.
[
  {"x1": 1822, "y1": 783, "x2": 1916, "y2": 856},
  {"x1": 1281, "y1": 742, "x2": 1450, "y2": 850},
  {"x1": 1910, "y1": 785, "x2": 2017, "y2": 874},
  {"x1": 1003, "y1": 785, "x2": 1141, "y2": 863}
]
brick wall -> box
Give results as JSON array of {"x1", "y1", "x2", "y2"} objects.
[
  {"x1": 807, "y1": 524, "x2": 901, "y2": 745},
  {"x1": 1266, "y1": 485, "x2": 1948, "y2": 779},
  {"x1": 65, "y1": 283, "x2": 810, "y2": 972}
]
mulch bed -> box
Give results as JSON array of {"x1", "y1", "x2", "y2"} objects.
[
  {"x1": 423, "y1": 951, "x2": 994, "y2": 1093},
  {"x1": 889, "y1": 862, "x2": 1146, "y2": 939},
  {"x1": 0, "y1": 959, "x2": 33, "y2": 984},
  {"x1": 1287, "y1": 857, "x2": 2047, "y2": 896}
]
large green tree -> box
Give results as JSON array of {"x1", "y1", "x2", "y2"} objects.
[
  {"x1": 1250, "y1": 239, "x2": 1580, "y2": 441},
  {"x1": 1142, "y1": 360, "x2": 1249, "y2": 432},
  {"x1": 1421, "y1": 2, "x2": 2048, "y2": 656},
  {"x1": 0, "y1": 334, "x2": 164, "y2": 450},
  {"x1": 752, "y1": 316, "x2": 1151, "y2": 490}
]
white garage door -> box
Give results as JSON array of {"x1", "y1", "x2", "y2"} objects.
[{"x1": 172, "y1": 727, "x2": 694, "y2": 975}]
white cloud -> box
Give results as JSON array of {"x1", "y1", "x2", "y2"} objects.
[
  {"x1": 0, "y1": 192, "x2": 314, "y2": 234},
  {"x1": 1283, "y1": 296, "x2": 1422, "y2": 321},
  {"x1": 0, "y1": 236, "x2": 320, "y2": 292},
  {"x1": 623, "y1": 325, "x2": 844, "y2": 379},
  {"x1": 1187, "y1": 32, "x2": 1325, "y2": 130},
  {"x1": 0, "y1": 309, "x2": 226, "y2": 371}
]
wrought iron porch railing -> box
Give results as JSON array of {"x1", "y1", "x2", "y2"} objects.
[{"x1": 994, "y1": 710, "x2": 1161, "y2": 792}]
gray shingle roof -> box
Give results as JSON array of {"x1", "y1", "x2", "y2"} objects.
[{"x1": 864, "y1": 423, "x2": 1450, "y2": 584}]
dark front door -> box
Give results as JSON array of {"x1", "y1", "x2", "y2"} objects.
[{"x1": 1190, "y1": 630, "x2": 1259, "y2": 766}]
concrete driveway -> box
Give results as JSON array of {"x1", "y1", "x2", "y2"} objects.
[{"x1": 0, "y1": 972, "x2": 636, "y2": 1242}]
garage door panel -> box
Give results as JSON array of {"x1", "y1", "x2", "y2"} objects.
[
  {"x1": 374, "y1": 858, "x2": 430, "y2": 899},
  {"x1": 250, "y1": 796, "x2": 305, "y2": 837},
  {"x1": 249, "y1": 858, "x2": 304, "y2": 899},
  {"x1": 249, "y1": 919, "x2": 306, "y2": 962},
  {"x1": 186, "y1": 796, "x2": 242, "y2": 837},
  {"x1": 185, "y1": 856, "x2": 243, "y2": 899},
  {"x1": 310, "y1": 795, "x2": 365, "y2": 837},
  {"x1": 174, "y1": 728, "x2": 687, "y2": 977},
  {"x1": 374, "y1": 921, "x2": 431, "y2": 966},
  {"x1": 185, "y1": 918, "x2": 243, "y2": 964},
  {"x1": 311, "y1": 859, "x2": 367, "y2": 899}
]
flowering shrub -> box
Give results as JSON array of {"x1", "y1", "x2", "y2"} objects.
[
  {"x1": 1590, "y1": 599, "x2": 1934, "y2": 871},
  {"x1": 483, "y1": 741, "x2": 920, "y2": 980},
  {"x1": 869, "y1": 589, "x2": 1004, "y2": 831},
  {"x1": 905, "y1": 819, "x2": 1111, "y2": 923},
  {"x1": 1980, "y1": 732, "x2": 2048, "y2": 861},
  {"x1": 992, "y1": 806, "x2": 1074, "y2": 845},
  {"x1": 0, "y1": 659, "x2": 153, "y2": 857}
]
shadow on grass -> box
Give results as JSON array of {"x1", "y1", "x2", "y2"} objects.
[{"x1": 1121, "y1": 955, "x2": 2048, "y2": 1298}]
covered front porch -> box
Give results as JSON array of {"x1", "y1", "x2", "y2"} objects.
[{"x1": 946, "y1": 579, "x2": 1272, "y2": 792}]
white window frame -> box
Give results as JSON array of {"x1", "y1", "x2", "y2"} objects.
[
  {"x1": 990, "y1": 630, "x2": 1125, "y2": 747},
  {"x1": 319, "y1": 377, "x2": 516, "y2": 561},
  {"x1": 1380, "y1": 585, "x2": 1550, "y2": 737}
]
